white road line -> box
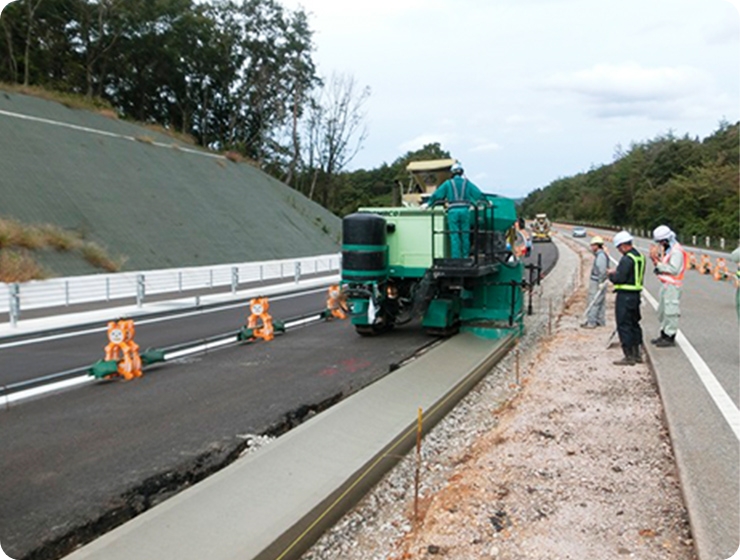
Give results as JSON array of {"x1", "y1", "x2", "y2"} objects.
[
  {"x1": 606, "y1": 250, "x2": 740, "y2": 440},
  {"x1": 4, "y1": 335, "x2": 241, "y2": 405},
  {"x1": 1, "y1": 308, "x2": 328, "y2": 405},
  {"x1": 164, "y1": 337, "x2": 237, "y2": 361},
  {"x1": 641, "y1": 289, "x2": 740, "y2": 441},
  {"x1": 1, "y1": 375, "x2": 94, "y2": 408}
]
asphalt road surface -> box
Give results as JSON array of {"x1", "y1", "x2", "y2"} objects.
[
  {"x1": 0, "y1": 318, "x2": 437, "y2": 559},
  {"x1": 0, "y1": 243, "x2": 560, "y2": 560},
  {"x1": 0, "y1": 289, "x2": 327, "y2": 387}
]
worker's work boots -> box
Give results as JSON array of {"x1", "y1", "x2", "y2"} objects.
[
  {"x1": 613, "y1": 346, "x2": 636, "y2": 366},
  {"x1": 651, "y1": 330, "x2": 671, "y2": 344},
  {"x1": 653, "y1": 334, "x2": 676, "y2": 347}
]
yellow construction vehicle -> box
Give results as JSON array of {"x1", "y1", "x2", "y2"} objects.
[{"x1": 531, "y1": 213, "x2": 552, "y2": 242}]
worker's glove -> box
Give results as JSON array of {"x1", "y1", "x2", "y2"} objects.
[{"x1": 420, "y1": 203, "x2": 429, "y2": 210}]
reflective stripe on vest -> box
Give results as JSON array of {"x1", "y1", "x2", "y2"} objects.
[
  {"x1": 614, "y1": 252, "x2": 646, "y2": 292},
  {"x1": 451, "y1": 177, "x2": 468, "y2": 202},
  {"x1": 657, "y1": 241, "x2": 687, "y2": 287}
]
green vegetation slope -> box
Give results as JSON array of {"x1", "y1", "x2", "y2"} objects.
[{"x1": 0, "y1": 90, "x2": 340, "y2": 279}]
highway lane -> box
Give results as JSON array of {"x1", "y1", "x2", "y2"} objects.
[
  {"x1": 0, "y1": 288, "x2": 328, "y2": 387},
  {"x1": 1, "y1": 242, "x2": 557, "y2": 390},
  {"x1": 0, "y1": 318, "x2": 437, "y2": 560},
  {"x1": 0, "y1": 243, "x2": 560, "y2": 560}
]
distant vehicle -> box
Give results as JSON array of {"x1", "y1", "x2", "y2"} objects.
[
  {"x1": 531, "y1": 213, "x2": 551, "y2": 242},
  {"x1": 572, "y1": 226, "x2": 587, "y2": 238}
]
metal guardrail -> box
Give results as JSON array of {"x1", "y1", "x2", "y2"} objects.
[{"x1": 1, "y1": 253, "x2": 341, "y2": 326}]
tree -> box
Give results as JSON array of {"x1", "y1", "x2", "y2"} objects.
[{"x1": 304, "y1": 71, "x2": 370, "y2": 207}]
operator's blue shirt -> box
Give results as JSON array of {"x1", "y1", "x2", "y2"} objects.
[{"x1": 427, "y1": 176, "x2": 484, "y2": 207}]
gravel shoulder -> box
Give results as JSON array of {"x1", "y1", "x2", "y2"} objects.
[{"x1": 301, "y1": 235, "x2": 696, "y2": 560}]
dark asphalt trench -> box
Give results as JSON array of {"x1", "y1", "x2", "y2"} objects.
[{"x1": 0, "y1": 318, "x2": 435, "y2": 560}]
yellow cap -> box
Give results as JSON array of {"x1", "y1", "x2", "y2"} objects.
[{"x1": 590, "y1": 236, "x2": 604, "y2": 245}]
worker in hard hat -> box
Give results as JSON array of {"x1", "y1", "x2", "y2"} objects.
[
  {"x1": 607, "y1": 231, "x2": 646, "y2": 366},
  {"x1": 649, "y1": 225, "x2": 688, "y2": 347},
  {"x1": 581, "y1": 235, "x2": 609, "y2": 328},
  {"x1": 424, "y1": 162, "x2": 484, "y2": 259},
  {"x1": 732, "y1": 245, "x2": 740, "y2": 320}
]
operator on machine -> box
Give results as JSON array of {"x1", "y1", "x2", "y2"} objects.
[{"x1": 423, "y1": 161, "x2": 484, "y2": 259}]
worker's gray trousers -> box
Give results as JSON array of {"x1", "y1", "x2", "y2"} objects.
[
  {"x1": 586, "y1": 279, "x2": 606, "y2": 326},
  {"x1": 658, "y1": 283, "x2": 682, "y2": 336}
]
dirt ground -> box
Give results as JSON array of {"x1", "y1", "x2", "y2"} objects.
[{"x1": 302, "y1": 237, "x2": 696, "y2": 560}]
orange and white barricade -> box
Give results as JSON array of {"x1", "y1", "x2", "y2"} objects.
[
  {"x1": 103, "y1": 319, "x2": 142, "y2": 380},
  {"x1": 247, "y1": 297, "x2": 275, "y2": 341},
  {"x1": 713, "y1": 258, "x2": 729, "y2": 281},
  {"x1": 326, "y1": 285, "x2": 348, "y2": 320},
  {"x1": 687, "y1": 252, "x2": 697, "y2": 270}
]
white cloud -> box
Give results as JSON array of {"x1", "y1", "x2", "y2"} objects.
[
  {"x1": 546, "y1": 63, "x2": 710, "y2": 103},
  {"x1": 398, "y1": 133, "x2": 453, "y2": 153},
  {"x1": 541, "y1": 63, "x2": 723, "y2": 121},
  {"x1": 281, "y1": 0, "x2": 739, "y2": 196},
  {"x1": 470, "y1": 142, "x2": 502, "y2": 153}
]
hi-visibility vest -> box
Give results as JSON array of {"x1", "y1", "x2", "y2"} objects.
[
  {"x1": 447, "y1": 177, "x2": 470, "y2": 208},
  {"x1": 656, "y1": 241, "x2": 688, "y2": 287},
  {"x1": 614, "y1": 252, "x2": 645, "y2": 292}
]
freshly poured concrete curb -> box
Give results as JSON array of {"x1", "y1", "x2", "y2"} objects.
[{"x1": 63, "y1": 332, "x2": 514, "y2": 560}]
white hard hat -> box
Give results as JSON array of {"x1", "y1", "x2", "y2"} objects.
[
  {"x1": 450, "y1": 161, "x2": 464, "y2": 175},
  {"x1": 652, "y1": 225, "x2": 673, "y2": 242},
  {"x1": 613, "y1": 230, "x2": 633, "y2": 247},
  {"x1": 590, "y1": 236, "x2": 604, "y2": 245}
]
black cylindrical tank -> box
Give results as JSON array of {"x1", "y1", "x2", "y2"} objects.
[{"x1": 342, "y1": 213, "x2": 388, "y2": 281}]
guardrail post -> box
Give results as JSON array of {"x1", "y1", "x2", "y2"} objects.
[
  {"x1": 106, "y1": 277, "x2": 111, "y2": 301},
  {"x1": 294, "y1": 262, "x2": 301, "y2": 284},
  {"x1": 136, "y1": 274, "x2": 145, "y2": 307},
  {"x1": 65, "y1": 280, "x2": 70, "y2": 306},
  {"x1": 178, "y1": 271, "x2": 183, "y2": 292},
  {"x1": 721, "y1": 238, "x2": 725, "y2": 250},
  {"x1": 231, "y1": 266, "x2": 239, "y2": 294},
  {"x1": 9, "y1": 283, "x2": 20, "y2": 327},
  {"x1": 692, "y1": 235, "x2": 697, "y2": 246},
  {"x1": 209, "y1": 269, "x2": 213, "y2": 288},
  {"x1": 705, "y1": 236, "x2": 711, "y2": 248},
  {"x1": 260, "y1": 264, "x2": 264, "y2": 282}
]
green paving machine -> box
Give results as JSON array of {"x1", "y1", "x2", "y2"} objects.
[{"x1": 341, "y1": 190, "x2": 537, "y2": 338}]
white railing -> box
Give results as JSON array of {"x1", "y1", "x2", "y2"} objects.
[{"x1": 1, "y1": 253, "x2": 341, "y2": 325}]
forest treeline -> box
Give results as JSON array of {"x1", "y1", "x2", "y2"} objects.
[
  {"x1": 0, "y1": 0, "x2": 370, "y2": 210},
  {"x1": 1, "y1": 1, "x2": 737, "y2": 236},
  {"x1": 519, "y1": 121, "x2": 739, "y2": 242}
]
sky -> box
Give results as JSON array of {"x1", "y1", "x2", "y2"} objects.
[{"x1": 280, "y1": 0, "x2": 740, "y2": 199}]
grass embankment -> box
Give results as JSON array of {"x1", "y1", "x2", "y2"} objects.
[{"x1": 0, "y1": 218, "x2": 125, "y2": 282}]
